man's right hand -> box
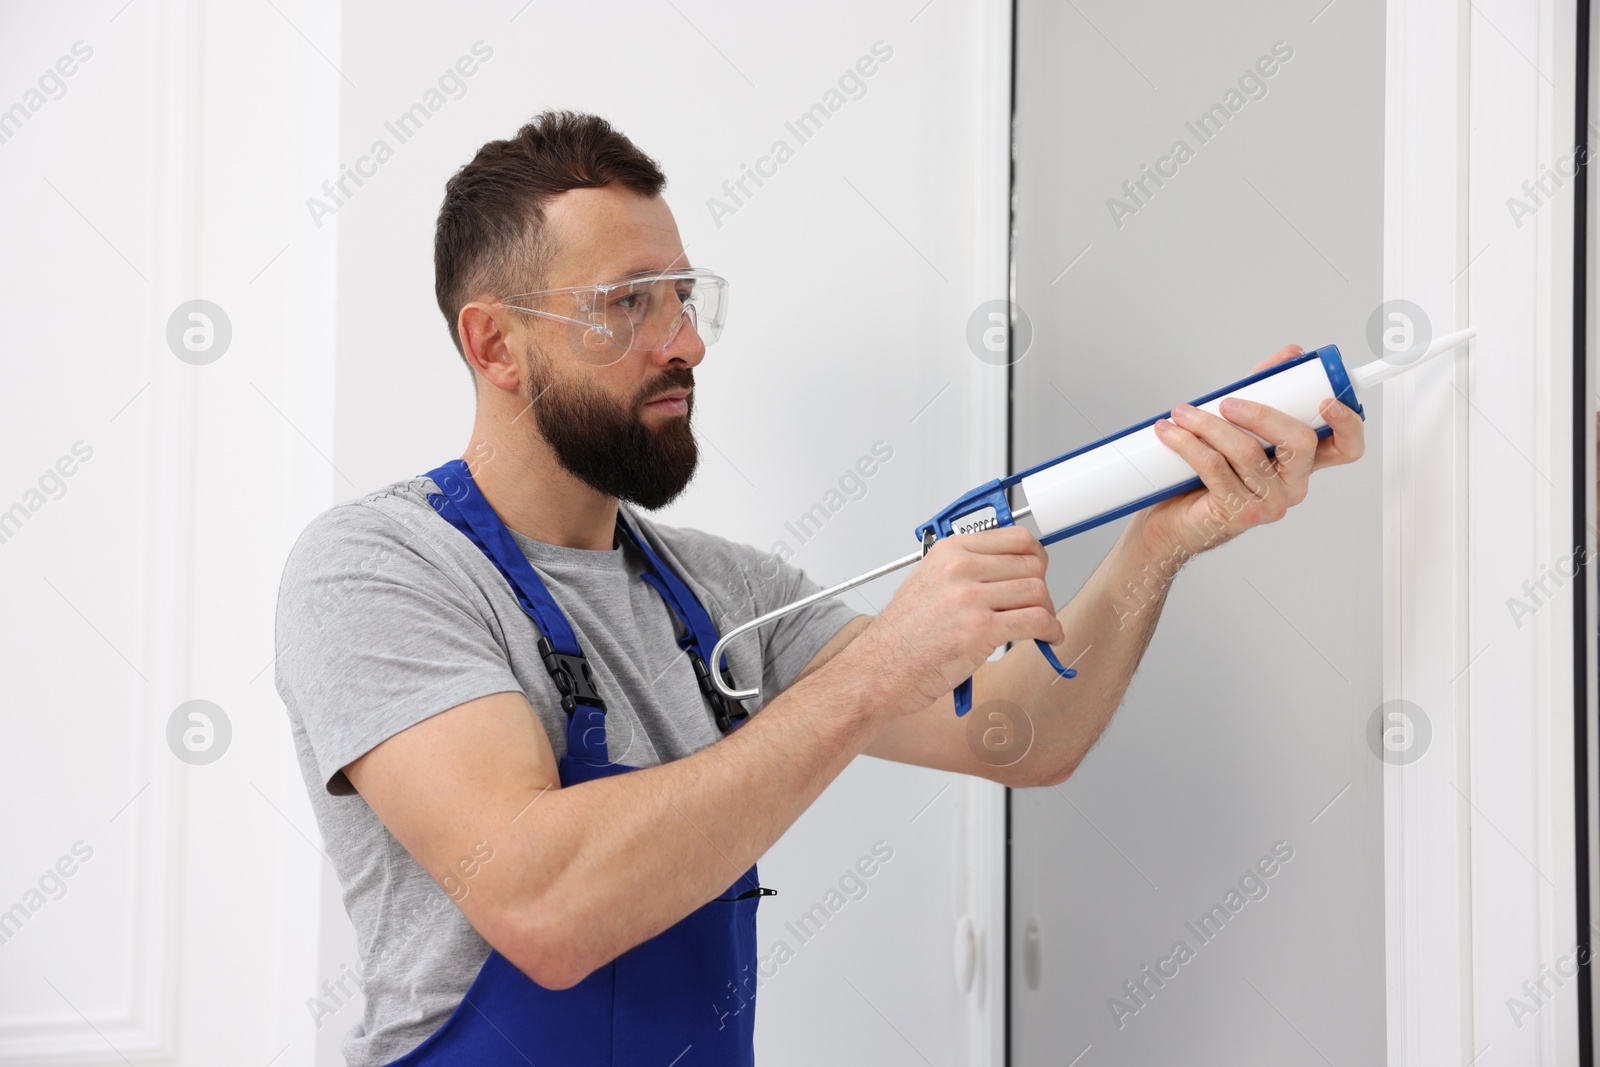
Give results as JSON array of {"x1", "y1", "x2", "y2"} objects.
[{"x1": 848, "y1": 525, "x2": 1065, "y2": 716}]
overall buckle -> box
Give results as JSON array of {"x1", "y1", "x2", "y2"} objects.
[
  {"x1": 691, "y1": 653, "x2": 748, "y2": 733},
  {"x1": 537, "y1": 636, "x2": 604, "y2": 717}
]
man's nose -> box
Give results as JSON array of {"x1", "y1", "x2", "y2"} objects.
[{"x1": 650, "y1": 308, "x2": 707, "y2": 367}]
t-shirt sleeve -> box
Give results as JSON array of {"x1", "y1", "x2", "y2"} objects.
[{"x1": 273, "y1": 503, "x2": 524, "y2": 795}]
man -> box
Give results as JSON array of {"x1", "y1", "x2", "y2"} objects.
[{"x1": 274, "y1": 109, "x2": 1364, "y2": 1065}]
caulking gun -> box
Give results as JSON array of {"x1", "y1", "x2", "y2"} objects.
[{"x1": 710, "y1": 327, "x2": 1478, "y2": 717}]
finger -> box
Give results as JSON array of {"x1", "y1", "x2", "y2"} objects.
[
  {"x1": 1311, "y1": 398, "x2": 1367, "y2": 471},
  {"x1": 1153, "y1": 414, "x2": 1254, "y2": 510},
  {"x1": 1249, "y1": 343, "x2": 1303, "y2": 375},
  {"x1": 979, "y1": 576, "x2": 1057, "y2": 614},
  {"x1": 958, "y1": 525, "x2": 1053, "y2": 574},
  {"x1": 988, "y1": 604, "x2": 1066, "y2": 648},
  {"x1": 1217, "y1": 397, "x2": 1319, "y2": 504},
  {"x1": 931, "y1": 530, "x2": 1047, "y2": 583},
  {"x1": 961, "y1": 524, "x2": 1044, "y2": 555},
  {"x1": 1168, "y1": 402, "x2": 1283, "y2": 511},
  {"x1": 947, "y1": 549, "x2": 1048, "y2": 584}
]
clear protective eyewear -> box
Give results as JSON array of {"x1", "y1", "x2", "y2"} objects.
[{"x1": 496, "y1": 267, "x2": 728, "y2": 367}]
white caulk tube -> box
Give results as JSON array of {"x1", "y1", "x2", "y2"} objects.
[{"x1": 1013, "y1": 328, "x2": 1478, "y2": 543}]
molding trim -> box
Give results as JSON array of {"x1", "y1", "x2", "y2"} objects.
[
  {"x1": 1384, "y1": 0, "x2": 1583, "y2": 1062},
  {"x1": 0, "y1": 0, "x2": 200, "y2": 1059},
  {"x1": 969, "y1": 0, "x2": 1012, "y2": 1062}
]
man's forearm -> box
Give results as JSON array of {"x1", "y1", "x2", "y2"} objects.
[
  {"x1": 500, "y1": 638, "x2": 897, "y2": 988},
  {"x1": 983, "y1": 515, "x2": 1182, "y2": 786}
]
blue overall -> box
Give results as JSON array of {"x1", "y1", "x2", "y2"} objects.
[{"x1": 386, "y1": 459, "x2": 767, "y2": 1066}]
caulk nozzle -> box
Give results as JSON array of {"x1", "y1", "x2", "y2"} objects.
[{"x1": 1348, "y1": 327, "x2": 1477, "y2": 393}]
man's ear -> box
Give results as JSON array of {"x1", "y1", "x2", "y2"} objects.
[{"x1": 459, "y1": 301, "x2": 523, "y2": 393}]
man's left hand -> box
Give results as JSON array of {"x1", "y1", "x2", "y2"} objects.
[{"x1": 1132, "y1": 343, "x2": 1366, "y2": 565}]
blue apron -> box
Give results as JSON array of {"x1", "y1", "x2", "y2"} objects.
[{"x1": 386, "y1": 459, "x2": 769, "y2": 1066}]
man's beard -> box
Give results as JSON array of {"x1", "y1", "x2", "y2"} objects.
[{"x1": 527, "y1": 351, "x2": 699, "y2": 511}]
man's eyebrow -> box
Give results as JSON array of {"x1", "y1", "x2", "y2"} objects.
[{"x1": 613, "y1": 254, "x2": 694, "y2": 278}]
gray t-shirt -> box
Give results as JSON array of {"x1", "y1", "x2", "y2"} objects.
[{"x1": 272, "y1": 474, "x2": 862, "y2": 1066}]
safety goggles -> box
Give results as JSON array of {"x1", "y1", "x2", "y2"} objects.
[{"x1": 496, "y1": 267, "x2": 728, "y2": 367}]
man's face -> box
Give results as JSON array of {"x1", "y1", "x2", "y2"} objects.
[{"x1": 518, "y1": 187, "x2": 705, "y2": 510}]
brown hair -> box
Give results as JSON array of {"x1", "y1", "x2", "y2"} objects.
[{"x1": 434, "y1": 109, "x2": 667, "y2": 361}]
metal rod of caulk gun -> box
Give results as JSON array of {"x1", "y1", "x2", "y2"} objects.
[{"x1": 708, "y1": 504, "x2": 1039, "y2": 703}]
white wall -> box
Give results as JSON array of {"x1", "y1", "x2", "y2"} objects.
[
  {"x1": 0, "y1": 0, "x2": 336, "y2": 1063},
  {"x1": 0, "y1": 0, "x2": 1017, "y2": 1064}
]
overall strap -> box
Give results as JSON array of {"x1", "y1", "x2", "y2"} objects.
[
  {"x1": 421, "y1": 461, "x2": 747, "y2": 757},
  {"x1": 615, "y1": 510, "x2": 748, "y2": 733},
  {"x1": 423, "y1": 460, "x2": 610, "y2": 761}
]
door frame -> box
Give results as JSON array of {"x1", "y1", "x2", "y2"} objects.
[{"x1": 1382, "y1": 0, "x2": 1589, "y2": 1062}]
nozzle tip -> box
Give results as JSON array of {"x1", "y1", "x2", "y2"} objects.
[{"x1": 1350, "y1": 325, "x2": 1477, "y2": 392}]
